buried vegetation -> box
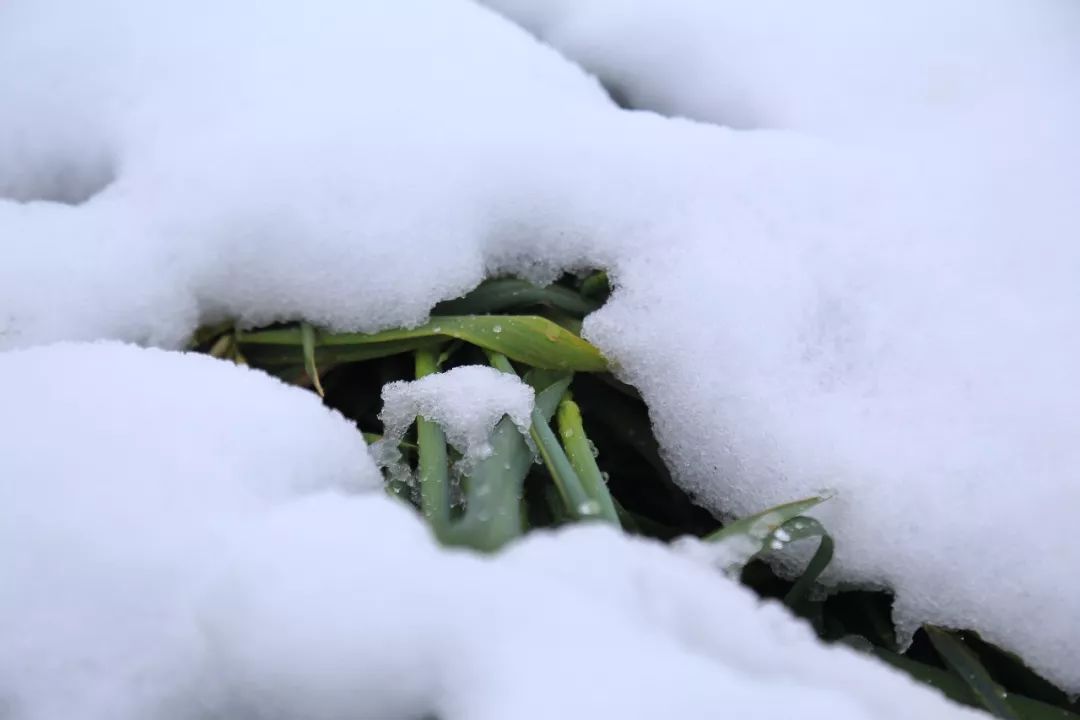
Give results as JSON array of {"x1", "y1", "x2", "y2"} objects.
[{"x1": 192, "y1": 273, "x2": 1079, "y2": 720}]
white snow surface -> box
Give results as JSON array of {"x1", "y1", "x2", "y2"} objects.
[
  {"x1": 0, "y1": 342, "x2": 380, "y2": 719},
  {"x1": 1, "y1": 0, "x2": 1079, "y2": 696},
  {"x1": 480, "y1": 0, "x2": 1080, "y2": 141},
  {"x1": 479, "y1": 0, "x2": 1080, "y2": 689},
  {"x1": 0, "y1": 343, "x2": 978, "y2": 720},
  {"x1": 379, "y1": 364, "x2": 534, "y2": 466}
]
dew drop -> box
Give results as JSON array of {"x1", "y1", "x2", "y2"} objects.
[{"x1": 577, "y1": 500, "x2": 601, "y2": 516}]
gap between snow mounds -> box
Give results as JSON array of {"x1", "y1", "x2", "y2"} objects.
[{"x1": 198, "y1": 275, "x2": 1080, "y2": 719}]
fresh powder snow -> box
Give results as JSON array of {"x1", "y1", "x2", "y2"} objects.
[
  {"x1": 1, "y1": 0, "x2": 1078, "y2": 704},
  {"x1": 0, "y1": 343, "x2": 979, "y2": 719},
  {"x1": 379, "y1": 364, "x2": 534, "y2": 469},
  {"x1": 480, "y1": 0, "x2": 1080, "y2": 690},
  {"x1": 0, "y1": 342, "x2": 380, "y2": 719}
]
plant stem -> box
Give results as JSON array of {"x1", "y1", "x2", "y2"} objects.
[{"x1": 415, "y1": 348, "x2": 451, "y2": 537}]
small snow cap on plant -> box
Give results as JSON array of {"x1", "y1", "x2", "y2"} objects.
[{"x1": 376, "y1": 364, "x2": 535, "y2": 479}]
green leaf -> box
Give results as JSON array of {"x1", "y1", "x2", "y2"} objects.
[
  {"x1": 780, "y1": 517, "x2": 835, "y2": 612},
  {"x1": 557, "y1": 394, "x2": 619, "y2": 526},
  {"x1": 300, "y1": 322, "x2": 325, "y2": 397},
  {"x1": 579, "y1": 271, "x2": 611, "y2": 302},
  {"x1": 703, "y1": 496, "x2": 827, "y2": 573},
  {"x1": 866, "y1": 646, "x2": 977, "y2": 706},
  {"x1": 363, "y1": 432, "x2": 417, "y2": 453},
  {"x1": 447, "y1": 414, "x2": 532, "y2": 552},
  {"x1": 414, "y1": 349, "x2": 451, "y2": 538},
  {"x1": 530, "y1": 372, "x2": 573, "y2": 423},
  {"x1": 187, "y1": 319, "x2": 234, "y2": 350},
  {"x1": 927, "y1": 627, "x2": 1022, "y2": 719},
  {"x1": 433, "y1": 278, "x2": 600, "y2": 317},
  {"x1": 239, "y1": 315, "x2": 606, "y2": 372},
  {"x1": 489, "y1": 353, "x2": 598, "y2": 521},
  {"x1": 866, "y1": 645, "x2": 1080, "y2": 719}
]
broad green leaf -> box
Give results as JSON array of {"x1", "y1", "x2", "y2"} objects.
[
  {"x1": 241, "y1": 336, "x2": 437, "y2": 367},
  {"x1": 447, "y1": 414, "x2": 532, "y2": 552},
  {"x1": 239, "y1": 315, "x2": 606, "y2": 372},
  {"x1": 433, "y1": 278, "x2": 600, "y2": 317}
]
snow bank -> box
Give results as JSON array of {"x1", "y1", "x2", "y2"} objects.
[
  {"x1": 379, "y1": 364, "x2": 534, "y2": 463},
  {"x1": 1, "y1": 0, "x2": 1079, "y2": 694},
  {"x1": 479, "y1": 0, "x2": 1080, "y2": 140},
  {"x1": 480, "y1": 0, "x2": 1080, "y2": 689},
  {"x1": 0, "y1": 343, "x2": 975, "y2": 719},
  {"x1": 0, "y1": 342, "x2": 378, "y2": 719},
  {"x1": 205, "y1": 499, "x2": 981, "y2": 720}
]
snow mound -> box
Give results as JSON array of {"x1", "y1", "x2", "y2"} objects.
[
  {"x1": 479, "y1": 0, "x2": 1080, "y2": 140},
  {"x1": 0, "y1": 344, "x2": 976, "y2": 718},
  {"x1": 379, "y1": 364, "x2": 534, "y2": 466},
  {"x1": 1, "y1": 0, "x2": 1079, "y2": 694},
  {"x1": 203, "y1": 498, "x2": 980, "y2": 720},
  {"x1": 0, "y1": 342, "x2": 379, "y2": 719},
  {"x1": 483, "y1": 0, "x2": 1080, "y2": 690}
]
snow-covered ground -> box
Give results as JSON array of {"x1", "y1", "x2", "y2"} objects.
[
  {"x1": 1, "y1": 0, "x2": 1077, "y2": 715},
  {"x1": 1, "y1": 342, "x2": 980, "y2": 719}
]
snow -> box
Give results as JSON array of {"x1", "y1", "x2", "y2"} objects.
[
  {"x1": 483, "y1": 0, "x2": 1080, "y2": 689},
  {"x1": 0, "y1": 343, "x2": 977, "y2": 718},
  {"x1": 479, "y1": 0, "x2": 1080, "y2": 140},
  {"x1": 0, "y1": 342, "x2": 380, "y2": 719},
  {"x1": 0, "y1": 0, "x2": 1078, "y2": 701},
  {"x1": 378, "y1": 364, "x2": 534, "y2": 466}
]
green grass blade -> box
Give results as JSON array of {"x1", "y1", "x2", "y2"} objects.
[
  {"x1": 868, "y1": 646, "x2": 1079, "y2": 719},
  {"x1": 414, "y1": 349, "x2": 451, "y2": 538},
  {"x1": 300, "y1": 322, "x2": 326, "y2": 397},
  {"x1": 927, "y1": 627, "x2": 1022, "y2": 719},
  {"x1": 239, "y1": 315, "x2": 606, "y2": 372},
  {"x1": 579, "y1": 271, "x2": 610, "y2": 302},
  {"x1": 867, "y1": 646, "x2": 978, "y2": 706},
  {"x1": 557, "y1": 394, "x2": 619, "y2": 525},
  {"x1": 529, "y1": 403, "x2": 596, "y2": 519},
  {"x1": 448, "y1": 414, "x2": 532, "y2": 552},
  {"x1": 363, "y1": 432, "x2": 417, "y2": 454},
  {"x1": 188, "y1": 319, "x2": 234, "y2": 350},
  {"x1": 241, "y1": 335, "x2": 439, "y2": 366},
  {"x1": 488, "y1": 353, "x2": 597, "y2": 520},
  {"x1": 433, "y1": 278, "x2": 600, "y2": 317},
  {"x1": 530, "y1": 372, "x2": 574, "y2": 423},
  {"x1": 207, "y1": 332, "x2": 233, "y2": 359},
  {"x1": 705, "y1": 496, "x2": 825, "y2": 544},
  {"x1": 703, "y1": 496, "x2": 826, "y2": 573},
  {"x1": 780, "y1": 517, "x2": 835, "y2": 612}
]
